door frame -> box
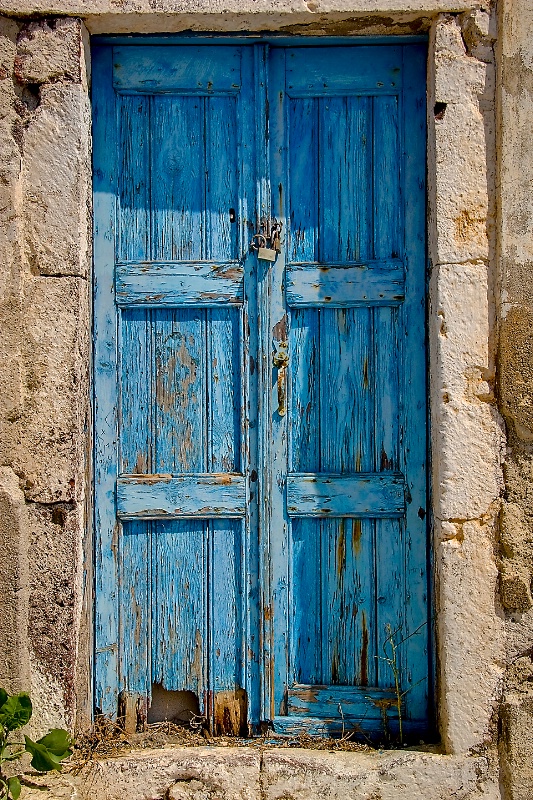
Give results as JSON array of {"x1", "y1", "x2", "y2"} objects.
[{"x1": 91, "y1": 33, "x2": 434, "y2": 737}]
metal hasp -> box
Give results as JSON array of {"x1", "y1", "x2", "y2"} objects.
[{"x1": 92, "y1": 39, "x2": 429, "y2": 741}]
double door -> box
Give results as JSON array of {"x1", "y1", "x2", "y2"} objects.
[{"x1": 93, "y1": 39, "x2": 429, "y2": 738}]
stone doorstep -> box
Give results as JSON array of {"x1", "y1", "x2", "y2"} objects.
[{"x1": 19, "y1": 746, "x2": 498, "y2": 800}]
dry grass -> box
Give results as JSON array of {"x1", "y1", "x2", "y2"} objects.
[{"x1": 69, "y1": 716, "x2": 371, "y2": 771}]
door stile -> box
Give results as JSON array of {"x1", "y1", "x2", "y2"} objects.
[
  {"x1": 265, "y1": 47, "x2": 290, "y2": 721},
  {"x1": 253, "y1": 41, "x2": 272, "y2": 724},
  {"x1": 398, "y1": 44, "x2": 429, "y2": 727},
  {"x1": 239, "y1": 47, "x2": 261, "y2": 730},
  {"x1": 93, "y1": 45, "x2": 121, "y2": 718}
]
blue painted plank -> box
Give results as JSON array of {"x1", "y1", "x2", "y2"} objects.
[
  {"x1": 209, "y1": 520, "x2": 243, "y2": 690},
  {"x1": 120, "y1": 521, "x2": 150, "y2": 697},
  {"x1": 120, "y1": 309, "x2": 151, "y2": 474},
  {"x1": 118, "y1": 95, "x2": 150, "y2": 261},
  {"x1": 206, "y1": 96, "x2": 239, "y2": 261},
  {"x1": 287, "y1": 684, "x2": 397, "y2": 718},
  {"x1": 286, "y1": 261, "x2": 405, "y2": 307},
  {"x1": 239, "y1": 45, "x2": 260, "y2": 729},
  {"x1": 288, "y1": 311, "x2": 321, "y2": 685},
  {"x1": 374, "y1": 307, "x2": 399, "y2": 471},
  {"x1": 264, "y1": 45, "x2": 290, "y2": 720},
  {"x1": 154, "y1": 308, "x2": 206, "y2": 473},
  {"x1": 373, "y1": 94, "x2": 400, "y2": 260},
  {"x1": 93, "y1": 45, "x2": 120, "y2": 717},
  {"x1": 208, "y1": 308, "x2": 241, "y2": 472},
  {"x1": 399, "y1": 44, "x2": 430, "y2": 724},
  {"x1": 288, "y1": 98, "x2": 318, "y2": 263},
  {"x1": 290, "y1": 519, "x2": 321, "y2": 685},
  {"x1": 271, "y1": 715, "x2": 430, "y2": 739},
  {"x1": 113, "y1": 45, "x2": 241, "y2": 93},
  {"x1": 285, "y1": 47, "x2": 402, "y2": 96},
  {"x1": 115, "y1": 261, "x2": 244, "y2": 306},
  {"x1": 152, "y1": 519, "x2": 206, "y2": 701},
  {"x1": 117, "y1": 474, "x2": 246, "y2": 518},
  {"x1": 286, "y1": 474, "x2": 405, "y2": 517},
  {"x1": 152, "y1": 97, "x2": 204, "y2": 261}
]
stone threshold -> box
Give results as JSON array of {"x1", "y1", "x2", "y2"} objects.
[{"x1": 20, "y1": 745, "x2": 499, "y2": 799}]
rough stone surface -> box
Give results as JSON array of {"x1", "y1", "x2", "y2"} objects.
[
  {"x1": 497, "y1": 0, "x2": 533, "y2": 796},
  {"x1": 15, "y1": 18, "x2": 83, "y2": 85},
  {"x1": 18, "y1": 747, "x2": 503, "y2": 800},
  {"x1": 435, "y1": 520, "x2": 505, "y2": 755},
  {"x1": 0, "y1": 14, "x2": 90, "y2": 736}
]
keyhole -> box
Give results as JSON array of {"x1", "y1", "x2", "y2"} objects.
[{"x1": 229, "y1": 208, "x2": 236, "y2": 223}]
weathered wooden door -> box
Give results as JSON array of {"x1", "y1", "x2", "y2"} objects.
[{"x1": 93, "y1": 39, "x2": 429, "y2": 739}]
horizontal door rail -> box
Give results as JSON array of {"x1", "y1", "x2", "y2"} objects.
[
  {"x1": 285, "y1": 46, "x2": 403, "y2": 96},
  {"x1": 117, "y1": 473, "x2": 246, "y2": 518},
  {"x1": 115, "y1": 261, "x2": 243, "y2": 306},
  {"x1": 285, "y1": 260, "x2": 405, "y2": 307},
  {"x1": 286, "y1": 472, "x2": 405, "y2": 517},
  {"x1": 113, "y1": 45, "x2": 242, "y2": 93},
  {"x1": 287, "y1": 684, "x2": 399, "y2": 718}
]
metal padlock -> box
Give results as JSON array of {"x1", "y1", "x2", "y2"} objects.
[{"x1": 258, "y1": 246, "x2": 277, "y2": 262}]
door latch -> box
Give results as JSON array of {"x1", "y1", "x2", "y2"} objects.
[
  {"x1": 273, "y1": 340, "x2": 289, "y2": 417},
  {"x1": 251, "y1": 218, "x2": 283, "y2": 262}
]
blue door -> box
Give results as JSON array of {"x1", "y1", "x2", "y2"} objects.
[{"x1": 93, "y1": 40, "x2": 429, "y2": 739}]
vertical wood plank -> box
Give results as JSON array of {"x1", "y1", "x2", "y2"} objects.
[
  {"x1": 152, "y1": 520, "x2": 206, "y2": 700},
  {"x1": 319, "y1": 97, "x2": 347, "y2": 263},
  {"x1": 374, "y1": 306, "x2": 399, "y2": 472},
  {"x1": 400, "y1": 44, "x2": 430, "y2": 724},
  {"x1": 323, "y1": 518, "x2": 376, "y2": 686},
  {"x1": 93, "y1": 45, "x2": 120, "y2": 716},
  {"x1": 208, "y1": 308, "x2": 240, "y2": 473},
  {"x1": 206, "y1": 96, "x2": 239, "y2": 261},
  {"x1": 210, "y1": 520, "x2": 243, "y2": 690},
  {"x1": 288, "y1": 98, "x2": 318, "y2": 263},
  {"x1": 320, "y1": 308, "x2": 373, "y2": 474},
  {"x1": 118, "y1": 95, "x2": 150, "y2": 262},
  {"x1": 120, "y1": 309, "x2": 151, "y2": 474},
  {"x1": 373, "y1": 95, "x2": 400, "y2": 260},
  {"x1": 120, "y1": 521, "x2": 150, "y2": 697},
  {"x1": 152, "y1": 96, "x2": 204, "y2": 261},
  {"x1": 154, "y1": 308, "x2": 206, "y2": 473},
  {"x1": 375, "y1": 518, "x2": 405, "y2": 688},
  {"x1": 289, "y1": 309, "x2": 321, "y2": 685},
  {"x1": 240, "y1": 45, "x2": 260, "y2": 728}
]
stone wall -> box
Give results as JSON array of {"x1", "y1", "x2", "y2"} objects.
[
  {"x1": 497, "y1": 0, "x2": 533, "y2": 797},
  {"x1": 0, "y1": 16, "x2": 91, "y2": 734},
  {"x1": 0, "y1": 0, "x2": 531, "y2": 796}
]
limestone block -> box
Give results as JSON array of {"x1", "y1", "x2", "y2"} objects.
[
  {"x1": 262, "y1": 749, "x2": 498, "y2": 799},
  {"x1": 432, "y1": 398, "x2": 502, "y2": 521},
  {"x1": 22, "y1": 83, "x2": 91, "y2": 279},
  {"x1": 500, "y1": 696, "x2": 533, "y2": 800},
  {"x1": 500, "y1": 559, "x2": 533, "y2": 613},
  {"x1": 431, "y1": 261, "x2": 491, "y2": 398},
  {"x1": 0, "y1": 467, "x2": 30, "y2": 694},
  {"x1": 80, "y1": 747, "x2": 262, "y2": 800},
  {"x1": 499, "y1": 305, "x2": 533, "y2": 439},
  {"x1": 14, "y1": 18, "x2": 82, "y2": 85},
  {"x1": 437, "y1": 521, "x2": 505, "y2": 754},
  {"x1": 12, "y1": 275, "x2": 89, "y2": 504},
  {"x1": 429, "y1": 16, "x2": 493, "y2": 266}
]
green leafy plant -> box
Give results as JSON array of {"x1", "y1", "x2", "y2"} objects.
[{"x1": 0, "y1": 689, "x2": 72, "y2": 799}]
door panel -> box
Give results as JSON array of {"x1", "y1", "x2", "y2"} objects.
[
  {"x1": 268, "y1": 45, "x2": 428, "y2": 737},
  {"x1": 93, "y1": 40, "x2": 429, "y2": 739}
]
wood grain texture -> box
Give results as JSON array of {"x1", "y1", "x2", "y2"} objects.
[
  {"x1": 285, "y1": 261, "x2": 405, "y2": 307},
  {"x1": 94, "y1": 41, "x2": 429, "y2": 737},
  {"x1": 117, "y1": 474, "x2": 246, "y2": 518},
  {"x1": 286, "y1": 473, "x2": 405, "y2": 517},
  {"x1": 116, "y1": 262, "x2": 244, "y2": 306}
]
